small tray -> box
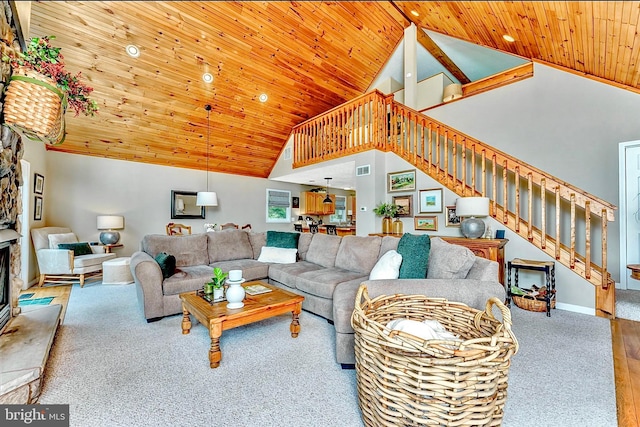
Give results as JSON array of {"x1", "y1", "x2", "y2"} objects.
[{"x1": 196, "y1": 289, "x2": 226, "y2": 305}]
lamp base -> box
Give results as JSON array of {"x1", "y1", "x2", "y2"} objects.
[
  {"x1": 99, "y1": 231, "x2": 120, "y2": 245},
  {"x1": 460, "y1": 217, "x2": 485, "y2": 239}
]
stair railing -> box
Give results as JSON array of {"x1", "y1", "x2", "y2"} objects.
[{"x1": 291, "y1": 90, "x2": 617, "y2": 316}]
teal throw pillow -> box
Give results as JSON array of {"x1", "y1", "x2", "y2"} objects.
[
  {"x1": 58, "y1": 242, "x2": 93, "y2": 257},
  {"x1": 266, "y1": 231, "x2": 300, "y2": 249},
  {"x1": 396, "y1": 233, "x2": 431, "y2": 279},
  {"x1": 154, "y1": 252, "x2": 176, "y2": 279}
]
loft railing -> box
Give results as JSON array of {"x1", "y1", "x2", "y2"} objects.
[{"x1": 291, "y1": 90, "x2": 618, "y2": 317}]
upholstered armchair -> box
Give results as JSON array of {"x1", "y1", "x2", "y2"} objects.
[{"x1": 31, "y1": 226, "x2": 117, "y2": 287}]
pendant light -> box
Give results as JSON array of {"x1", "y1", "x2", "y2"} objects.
[
  {"x1": 196, "y1": 104, "x2": 218, "y2": 207},
  {"x1": 323, "y1": 177, "x2": 333, "y2": 204}
]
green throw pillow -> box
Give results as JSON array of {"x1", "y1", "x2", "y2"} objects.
[
  {"x1": 58, "y1": 242, "x2": 93, "y2": 256},
  {"x1": 266, "y1": 231, "x2": 300, "y2": 249},
  {"x1": 396, "y1": 233, "x2": 431, "y2": 279},
  {"x1": 154, "y1": 252, "x2": 176, "y2": 279}
]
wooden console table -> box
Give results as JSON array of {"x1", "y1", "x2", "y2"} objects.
[{"x1": 370, "y1": 233, "x2": 508, "y2": 285}]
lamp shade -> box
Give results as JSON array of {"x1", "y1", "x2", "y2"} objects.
[
  {"x1": 443, "y1": 83, "x2": 463, "y2": 102},
  {"x1": 196, "y1": 191, "x2": 218, "y2": 207},
  {"x1": 97, "y1": 215, "x2": 124, "y2": 230},
  {"x1": 456, "y1": 197, "x2": 489, "y2": 217}
]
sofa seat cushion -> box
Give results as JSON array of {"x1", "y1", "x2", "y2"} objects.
[
  {"x1": 268, "y1": 261, "x2": 325, "y2": 286},
  {"x1": 305, "y1": 234, "x2": 342, "y2": 268},
  {"x1": 209, "y1": 259, "x2": 269, "y2": 282},
  {"x1": 162, "y1": 265, "x2": 213, "y2": 296},
  {"x1": 142, "y1": 234, "x2": 209, "y2": 267},
  {"x1": 334, "y1": 235, "x2": 382, "y2": 274},
  {"x1": 208, "y1": 229, "x2": 254, "y2": 263},
  {"x1": 295, "y1": 268, "x2": 368, "y2": 299}
]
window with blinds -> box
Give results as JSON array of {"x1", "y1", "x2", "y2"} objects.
[
  {"x1": 330, "y1": 195, "x2": 347, "y2": 223},
  {"x1": 266, "y1": 189, "x2": 291, "y2": 223}
]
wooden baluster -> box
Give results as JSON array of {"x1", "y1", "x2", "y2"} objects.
[
  {"x1": 555, "y1": 187, "x2": 561, "y2": 260},
  {"x1": 570, "y1": 193, "x2": 576, "y2": 268},
  {"x1": 601, "y1": 209, "x2": 608, "y2": 288},
  {"x1": 427, "y1": 122, "x2": 433, "y2": 173},
  {"x1": 515, "y1": 166, "x2": 520, "y2": 232},
  {"x1": 452, "y1": 134, "x2": 457, "y2": 189},
  {"x1": 412, "y1": 114, "x2": 418, "y2": 164},
  {"x1": 462, "y1": 138, "x2": 468, "y2": 194},
  {"x1": 444, "y1": 130, "x2": 449, "y2": 185},
  {"x1": 527, "y1": 173, "x2": 533, "y2": 241},
  {"x1": 435, "y1": 125, "x2": 441, "y2": 174},
  {"x1": 418, "y1": 118, "x2": 425, "y2": 169},
  {"x1": 503, "y1": 160, "x2": 508, "y2": 224},
  {"x1": 492, "y1": 155, "x2": 497, "y2": 217},
  {"x1": 481, "y1": 149, "x2": 486, "y2": 197},
  {"x1": 541, "y1": 178, "x2": 546, "y2": 249},
  {"x1": 585, "y1": 200, "x2": 591, "y2": 279}
]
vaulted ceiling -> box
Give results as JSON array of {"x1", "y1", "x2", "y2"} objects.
[{"x1": 26, "y1": 1, "x2": 640, "y2": 179}]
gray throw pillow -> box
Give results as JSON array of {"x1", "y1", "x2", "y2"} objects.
[{"x1": 427, "y1": 237, "x2": 476, "y2": 279}]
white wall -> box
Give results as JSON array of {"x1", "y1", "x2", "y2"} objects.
[{"x1": 23, "y1": 151, "x2": 306, "y2": 285}]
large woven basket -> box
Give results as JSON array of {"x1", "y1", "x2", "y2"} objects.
[
  {"x1": 3, "y1": 67, "x2": 66, "y2": 145},
  {"x1": 351, "y1": 285, "x2": 519, "y2": 427}
]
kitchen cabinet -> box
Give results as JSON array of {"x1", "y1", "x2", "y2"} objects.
[
  {"x1": 348, "y1": 196, "x2": 356, "y2": 220},
  {"x1": 301, "y1": 192, "x2": 335, "y2": 215}
]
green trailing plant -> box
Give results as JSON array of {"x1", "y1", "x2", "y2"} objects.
[
  {"x1": 2, "y1": 35, "x2": 99, "y2": 117},
  {"x1": 373, "y1": 202, "x2": 399, "y2": 218}
]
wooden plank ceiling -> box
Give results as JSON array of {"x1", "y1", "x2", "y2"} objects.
[{"x1": 27, "y1": 1, "x2": 640, "y2": 178}]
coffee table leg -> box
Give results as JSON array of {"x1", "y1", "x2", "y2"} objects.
[
  {"x1": 181, "y1": 306, "x2": 191, "y2": 335},
  {"x1": 290, "y1": 305, "x2": 301, "y2": 338},
  {"x1": 209, "y1": 323, "x2": 222, "y2": 368}
]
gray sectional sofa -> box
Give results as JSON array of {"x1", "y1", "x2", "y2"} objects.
[{"x1": 130, "y1": 229, "x2": 505, "y2": 366}]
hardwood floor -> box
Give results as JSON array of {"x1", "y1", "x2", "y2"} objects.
[
  {"x1": 613, "y1": 318, "x2": 640, "y2": 426},
  {"x1": 18, "y1": 284, "x2": 640, "y2": 423}
]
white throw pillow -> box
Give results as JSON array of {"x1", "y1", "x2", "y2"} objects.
[
  {"x1": 257, "y1": 246, "x2": 298, "y2": 264},
  {"x1": 48, "y1": 232, "x2": 78, "y2": 249},
  {"x1": 369, "y1": 250, "x2": 403, "y2": 280}
]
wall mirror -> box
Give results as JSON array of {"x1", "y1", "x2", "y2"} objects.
[{"x1": 171, "y1": 190, "x2": 205, "y2": 219}]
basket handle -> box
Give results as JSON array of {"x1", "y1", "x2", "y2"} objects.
[
  {"x1": 475, "y1": 296, "x2": 519, "y2": 351},
  {"x1": 354, "y1": 284, "x2": 370, "y2": 312}
]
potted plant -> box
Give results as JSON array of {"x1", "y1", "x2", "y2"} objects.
[
  {"x1": 204, "y1": 267, "x2": 228, "y2": 300},
  {"x1": 373, "y1": 202, "x2": 399, "y2": 234},
  {"x1": 2, "y1": 35, "x2": 99, "y2": 144}
]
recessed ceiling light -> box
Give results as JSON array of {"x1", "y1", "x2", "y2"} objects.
[
  {"x1": 410, "y1": 10, "x2": 419, "y2": 17},
  {"x1": 202, "y1": 72, "x2": 213, "y2": 83},
  {"x1": 125, "y1": 44, "x2": 140, "y2": 58},
  {"x1": 503, "y1": 34, "x2": 515, "y2": 42},
  {"x1": 259, "y1": 93, "x2": 268, "y2": 102}
]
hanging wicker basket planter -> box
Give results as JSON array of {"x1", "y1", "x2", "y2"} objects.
[{"x1": 3, "y1": 67, "x2": 66, "y2": 145}]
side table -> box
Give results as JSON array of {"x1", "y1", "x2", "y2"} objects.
[
  {"x1": 507, "y1": 258, "x2": 556, "y2": 317},
  {"x1": 102, "y1": 257, "x2": 134, "y2": 285}
]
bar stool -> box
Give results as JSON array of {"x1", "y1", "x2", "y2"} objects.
[{"x1": 507, "y1": 258, "x2": 556, "y2": 317}]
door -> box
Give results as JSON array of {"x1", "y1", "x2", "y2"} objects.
[{"x1": 621, "y1": 142, "x2": 640, "y2": 290}]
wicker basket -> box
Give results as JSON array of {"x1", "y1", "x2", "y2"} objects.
[
  {"x1": 512, "y1": 295, "x2": 555, "y2": 312},
  {"x1": 351, "y1": 285, "x2": 519, "y2": 427},
  {"x1": 3, "y1": 67, "x2": 66, "y2": 145}
]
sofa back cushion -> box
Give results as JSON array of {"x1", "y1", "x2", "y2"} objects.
[
  {"x1": 427, "y1": 237, "x2": 476, "y2": 279},
  {"x1": 142, "y1": 234, "x2": 209, "y2": 267},
  {"x1": 297, "y1": 233, "x2": 313, "y2": 261},
  {"x1": 335, "y1": 235, "x2": 382, "y2": 274},
  {"x1": 31, "y1": 227, "x2": 72, "y2": 251},
  {"x1": 247, "y1": 232, "x2": 266, "y2": 259},
  {"x1": 207, "y1": 229, "x2": 253, "y2": 263},
  {"x1": 305, "y1": 233, "x2": 342, "y2": 268},
  {"x1": 378, "y1": 236, "x2": 400, "y2": 260},
  {"x1": 48, "y1": 232, "x2": 78, "y2": 249}
]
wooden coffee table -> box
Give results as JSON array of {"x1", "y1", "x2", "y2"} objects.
[{"x1": 179, "y1": 281, "x2": 304, "y2": 368}]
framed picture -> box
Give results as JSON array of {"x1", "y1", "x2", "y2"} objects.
[
  {"x1": 445, "y1": 205, "x2": 461, "y2": 227},
  {"x1": 392, "y1": 195, "x2": 413, "y2": 217},
  {"x1": 34, "y1": 196, "x2": 43, "y2": 221},
  {"x1": 387, "y1": 169, "x2": 416, "y2": 193},
  {"x1": 292, "y1": 196, "x2": 300, "y2": 209},
  {"x1": 171, "y1": 190, "x2": 205, "y2": 219},
  {"x1": 418, "y1": 188, "x2": 443, "y2": 213},
  {"x1": 34, "y1": 173, "x2": 44, "y2": 195},
  {"x1": 414, "y1": 216, "x2": 437, "y2": 231}
]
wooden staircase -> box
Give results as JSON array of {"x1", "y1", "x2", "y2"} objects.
[{"x1": 291, "y1": 90, "x2": 618, "y2": 318}]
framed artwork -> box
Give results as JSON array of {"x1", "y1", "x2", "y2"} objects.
[
  {"x1": 292, "y1": 196, "x2": 300, "y2": 209},
  {"x1": 418, "y1": 188, "x2": 443, "y2": 213},
  {"x1": 387, "y1": 169, "x2": 416, "y2": 193},
  {"x1": 171, "y1": 190, "x2": 205, "y2": 219},
  {"x1": 445, "y1": 205, "x2": 461, "y2": 227},
  {"x1": 392, "y1": 195, "x2": 413, "y2": 217},
  {"x1": 34, "y1": 196, "x2": 43, "y2": 221},
  {"x1": 415, "y1": 216, "x2": 437, "y2": 231},
  {"x1": 34, "y1": 173, "x2": 44, "y2": 195}
]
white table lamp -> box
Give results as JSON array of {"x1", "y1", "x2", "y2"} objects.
[
  {"x1": 97, "y1": 215, "x2": 124, "y2": 245},
  {"x1": 456, "y1": 197, "x2": 489, "y2": 239}
]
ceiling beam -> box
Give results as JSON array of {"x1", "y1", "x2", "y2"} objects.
[{"x1": 388, "y1": 1, "x2": 471, "y2": 84}]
